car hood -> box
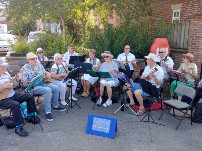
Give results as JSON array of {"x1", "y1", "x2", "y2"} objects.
[{"x1": 0, "y1": 40, "x2": 9, "y2": 46}]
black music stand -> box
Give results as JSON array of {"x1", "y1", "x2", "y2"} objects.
[
  {"x1": 22, "y1": 73, "x2": 46, "y2": 130},
  {"x1": 74, "y1": 61, "x2": 93, "y2": 98},
  {"x1": 87, "y1": 71, "x2": 111, "y2": 110},
  {"x1": 40, "y1": 61, "x2": 54, "y2": 71},
  {"x1": 64, "y1": 69, "x2": 81, "y2": 111},
  {"x1": 69, "y1": 55, "x2": 85, "y2": 65}
]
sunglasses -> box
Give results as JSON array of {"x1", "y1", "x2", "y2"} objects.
[
  {"x1": 103, "y1": 56, "x2": 109, "y2": 58},
  {"x1": 57, "y1": 58, "x2": 63, "y2": 60},
  {"x1": 159, "y1": 52, "x2": 164, "y2": 53},
  {"x1": 29, "y1": 58, "x2": 37, "y2": 61},
  {"x1": 125, "y1": 48, "x2": 130, "y2": 49},
  {"x1": 38, "y1": 51, "x2": 43, "y2": 54}
]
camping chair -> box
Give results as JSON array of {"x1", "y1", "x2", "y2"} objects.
[{"x1": 159, "y1": 85, "x2": 196, "y2": 130}]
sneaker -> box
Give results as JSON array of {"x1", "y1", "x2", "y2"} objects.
[
  {"x1": 96, "y1": 97, "x2": 102, "y2": 106},
  {"x1": 60, "y1": 100, "x2": 67, "y2": 106},
  {"x1": 69, "y1": 96, "x2": 78, "y2": 101},
  {"x1": 53, "y1": 106, "x2": 66, "y2": 111},
  {"x1": 15, "y1": 127, "x2": 29, "y2": 137},
  {"x1": 46, "y1": 113, "x2": 53, "y2": 122},
  {"x1": 103, "y1": 99, "x2": 112, "y2": 107}
]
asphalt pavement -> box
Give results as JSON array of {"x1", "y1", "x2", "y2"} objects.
[{"x1": 0, "y1": 94, "x2": 202, "y2": 151}]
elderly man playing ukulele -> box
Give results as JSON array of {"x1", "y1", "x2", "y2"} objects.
[{"x1": 125, "y1": 53, "x2": 164, "y2": 115}]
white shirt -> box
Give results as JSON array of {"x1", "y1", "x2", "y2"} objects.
[
  {"x1": 157, "y1": 56, "x2": 174, "y2": 75},
  {"x1": 63, "y1": 51, "x2": 79, "y2": 65},
  {"x1": 142, "y1": 65, "x2": 164, "y2": 88},
  {"x1": 86, "y1": 58, "x2": 100, "y2": 67},
  {"x1": 117, "y1": 52, "x2": 136, "y2": 70}
]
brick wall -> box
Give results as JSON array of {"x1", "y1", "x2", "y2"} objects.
[{"x1": 152, "y1": 0, "x2": 202, "y2": 22}]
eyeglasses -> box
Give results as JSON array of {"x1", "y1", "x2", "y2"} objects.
[
  {"x1": 125, "y1": 48, "x2": 130, "y2": 49},
  {"x1": 103, "y1": 56, "x2": 109, "y2": 58},
  {"x1": 29, "y1": 58, "x2": 37, "y2": 61},
  {"x1": 159, "y1": 52, "x2": 164, "y2": 53},
  {"x1": 57, "y1": 58, "x2": 63, "y2": 60}
]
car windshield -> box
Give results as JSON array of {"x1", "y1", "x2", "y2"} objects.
[
  {"x1": 0, "y1": 34, "x2": 14, "y2": 41},
  {"x1": 29, "y1": 32, "x2": 40, "y2": 39}
]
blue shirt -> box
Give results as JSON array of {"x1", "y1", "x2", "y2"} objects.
[
  {"x1": 99, "y1": 61, "x2": 119, "y2": 85},
  {"x1": 0, "y1": 72, "x2": 15, "y2": 100}
]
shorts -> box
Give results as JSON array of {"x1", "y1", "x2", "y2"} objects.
[
  {"x1": 100, "y1": 79, "x2": 117, "y2": 87},
  {"x1": 131, "y1": 83, "x2": 150, "y2": 98}
]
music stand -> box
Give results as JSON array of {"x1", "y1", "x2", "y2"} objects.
[
  {"x1": 74, "y1": 61, "x2": 93, "y2": 98},
  {"x1": 69, "y1": 55, "x2": 85, "y2": 65},
  {"x1": 87, "y1": 71, "x2": 111, "y2": 110},
  {"x1": 113, "y1": 71, "x2": 137, "y2": 115},
  {"x1": 22, "y1": 73, "x2": 46, "y2": 130},
  {"x1": 64, "y1": 69, "x2": 81, "y2": 111},
  {"x1": 40, "y1": 61, "x2": 54, "y2": 71}
]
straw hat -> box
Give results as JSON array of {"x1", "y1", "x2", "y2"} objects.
[
  {"x1": 101, "y1": 51, "x2": 114, "y2": 58},
  {"x1": 26, "y1": 52, "x2": 37, "y2": 59},
  {"x1": 144, "y1": 53, "x2": 158, "y2": 62}
]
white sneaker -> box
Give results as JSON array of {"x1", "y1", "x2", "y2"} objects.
[
  {"x1": 96, "y1": 97, "x2": 102, "y2": 106},
  {"x1": 103, "y1": 99, "x2": 112, "y2": 107},
  {"x1": 69, "y1": 96, "x2": 78, "y2": 101},
  {"x1": 60, "y1": 100, "x2": 67, "y2": 106}
]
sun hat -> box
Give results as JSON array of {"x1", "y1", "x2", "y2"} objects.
[
  {"x1": 0, "y1": 58, "x2": 8, "y2": 66},
  {"x1": 26, "y1": 52, "x2": 37, "y2": 60},
  {"x1": 101, "y1": 51, "x2": 114, "y2": 58},
  {"x1": 36, "y1": 48, "x2": 43, "y2": 53},
  {"x1": 144, "y1": 53, "x2": 158, "y2": 62}
]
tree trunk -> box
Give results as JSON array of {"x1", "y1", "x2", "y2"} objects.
[{"x1": 60, "y1": 16, "x2": 66, "y2": 48}]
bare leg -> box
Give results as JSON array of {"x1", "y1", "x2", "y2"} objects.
[
  {"x1": 106, "y1": 83, "x2": 112, "y2": 100},
  {"x1": 81, "y1": 79, "x2": 86, "y2": 92},
  {"x1": 178, "y1": 96, "x2": 182, "y2": 101},
  {"x1": 86, "y1": 81, "x2": 91, "y2": 94},
  {"x1": 100, "y1": 83, "x2": 104, "y2": 97},
  {"x1": 126, "y1": 88, "x2": 135, "y2": 105},
  {"x1": 134, "y1": 89, "x2": 144, "y2": 108}
]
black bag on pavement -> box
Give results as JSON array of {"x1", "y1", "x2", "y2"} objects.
[{"x1": 193, "y1": 99, "x2": 202, "y2": 123}]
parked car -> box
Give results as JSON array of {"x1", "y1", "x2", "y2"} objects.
[
  {"x1": 0, "y1": 34, "x2": 16, "y2": 50},
  {"x1": 27, "y1": 31, "x2": 46, "y2": 43}
]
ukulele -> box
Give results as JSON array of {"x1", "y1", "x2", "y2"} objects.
[
  {"x1": 145, "y1": 67, "x2": 158, "y2": 81},
  {"x1": 0, "y1": 69, "x2": 24, "y2": 100}
]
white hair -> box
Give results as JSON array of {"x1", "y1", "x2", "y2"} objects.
[{"x1": 54, "y1": 53, "x2": 62, "y2": 62}]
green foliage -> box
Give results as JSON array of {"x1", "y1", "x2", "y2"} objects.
[
  {"x1": 11, "y1": 37, "x2": 31, "y2": 53},
  {"x1": 83, "y1": 21, "x2": 151, "y2": 58},
  {"x1": 29, "y1": 32, "x2": 74, "y2": 56}
]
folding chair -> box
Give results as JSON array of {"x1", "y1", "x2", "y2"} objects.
[{"x1": 159, "y1": 85, "x2": 196, "y2": 130}]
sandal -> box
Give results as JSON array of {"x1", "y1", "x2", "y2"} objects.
[
  {"x1": 81, "y1": 92, "x2": 87, "y2": 97},
  {"x1": 83, "y1": 92, "x2": 89, "y2": 98},
  {"x1": 124, "y1": 104, "x2": 135, "y2": 108},
  {"x1": 137, "y1": 107, "x2": 145, "y2": 116}
]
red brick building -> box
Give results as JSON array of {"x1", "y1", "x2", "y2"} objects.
[{"x1": 151, "y1": 0, "x2": 202, "y2": 74}]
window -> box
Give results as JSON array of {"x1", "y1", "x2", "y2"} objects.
[{"x1": 172, "y1": 9, "x2": 180, "y2": 23}]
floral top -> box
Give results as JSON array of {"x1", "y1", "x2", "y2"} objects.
[
  {"x1": 21, "y1": 63, "x2": 45, "y2": 86},
  {"x1": 178, "y1": 63, "x2": 197, "y2": 82}
]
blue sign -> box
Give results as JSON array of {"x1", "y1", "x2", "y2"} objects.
[{"x1": 86, "y1": 114, "x2": 117, "y2": 139}]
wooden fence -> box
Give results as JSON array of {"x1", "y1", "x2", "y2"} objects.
[{"x1": 167, "y1": 21, "x2": 190, "y2": 49}]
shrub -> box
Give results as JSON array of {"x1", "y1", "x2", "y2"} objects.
[{"x1": 11, "y1": 37, "x2": 31, "y2": 53}]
